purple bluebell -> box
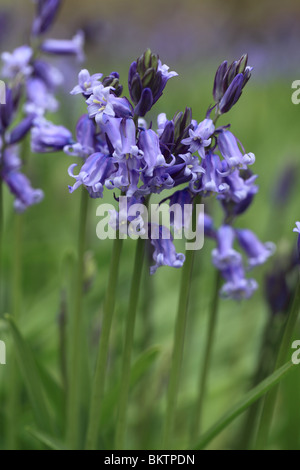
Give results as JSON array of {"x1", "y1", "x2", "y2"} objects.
[
  {"x1": 70, "y1": 69, "x2": 103, "y2": 96},
  {"x1": 149, "y1": 224, "x2": 185, "y2": 275},
  {"x1": 33, "y1": 60, "x2": 63, "y2": 91},
  {"x1": 31, "y1": 119, "x2": 73, "y2": 152},
  {"x1": 68, "y1": 152, "x2": 116, "y2": 196},
  {"x1": 199, "y1": 152, "x2": 225, "y2": 195},
  {"x1": 32, "y1": 0, "x2": 62, "y2": 36},
  {"x1": 87, "y1": 85, "x2": 132, "y2": 124},
  {"x1": 1, "y1": 45, "x2": 33, "y2": 79},
  {"x1": 41, "y1": 31, "x2": 85, "y2": 62},
  {"x1": 220, "y1": 260, "x2": 258, "y2": 301},
  {"x1": 26, "y1": 77, "x2": 59, "y2": 114},
  {"x1": 236, "y1": 229, "x2": 275, "y2": 268},
  {"x1": 217, "y1": 130, "x2": 255, "y2": 174},
  {"x1": 181, "y1": 118, "x2": 215, "y2": 159},
  {"x1": 218, "y1": 168, "x2": 258, "y2": 204},
  {"x1": 1, "y1": 148, "x2": 44, "y2": 212},
  {"x1": 111, "y1": 118, "x2": 143, "y2": 162},
  {"x1": 212, "y1": 225, "x2": 241, "y2": 270},
  {"x1": 177, "y1": 152, "x2": 205, "y2": 190},
  {"x1": 64, "y1": 114, "x2": 97, "y2": 158},
  {"x1": 139, "y1": 129, "x2": 167, "y2": 175}
]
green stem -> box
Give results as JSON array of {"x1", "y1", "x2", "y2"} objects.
[
  {"x1": 192, "y1": 360, "x2": 295, "y2": 450},
  {"x1": 66, "y1": 187, "x2": 89, "y2": 449},
  {"x1": 191, "y1": 270, "x2": 221, "y2": 441},
  {"x1": 7, "y1": 213, "x2": 23, "y2": 450},
  {"x1": 162, "y1": 248, "x2": 196, "y2": 449},
  {"x1": 254, "y1": 277, "x2": 300, "y2": 449},
  {"x1": 114, "y1": 236, "x2": 146, "y2": 450},
  {"x1": 85, "y1": 235, "x2": 123, "y2": 450}
]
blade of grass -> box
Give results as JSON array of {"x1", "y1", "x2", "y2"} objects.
[
  {"x1": 191, "y1": 360, "x2": 295, "y2": 450},
  {"x1": 5, "y1": 314, "x2": 52, "y2": 433}
]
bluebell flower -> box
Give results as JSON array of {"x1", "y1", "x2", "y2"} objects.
[
  {"x1": 181, "y1": 118, "x2": 215, "y2": 159},
  {"x1": 31, "y1": 119, "x2": 73, "y2": 152},
  {"x1": 1, "y1": 46, "x2": 33, "y2": 79},
  {"x1": 33, "y1": 60, "x2": 63, "y2": 91},
  {"x1": 87, "y1": 84, "x2": 132, "y2": 124},
  {"x1": 200, "y1": 213, "x2": 217, "y2": 239},
  {"x1": 219, "y1": 168, "x2": 258, "y2": 204},
  {"x1": 199, "y1": 152, "x2": 225, "y2": 195},
  {"x1": 220, "y1": 260, "x2": 258, "y2": 300},
  {"x1": 32, "y1": 0, "x2": 62, "y2": 36},
  {"x1": 212, "y1": 225, "x2": 241, "y2": 270},
  {"x1": 26, "y1": 77, "x2": 59, "y2": 114},
  {"x1": 64, "y1": 114, "x2": 97, "y2": 159},
  {"x1": 139, "y1": 128, "x2": 167, "y2": 175},
  {"x1": 236, "y1": 229, "x2": 275, "y2": 269},
  {"x1": 1, "y1": 148, "x2": 44, "y2": 212},
  {"x1": 68, "y1": 152, "x2": 116, "y2": 196},
  {"x1": 41, "y1": 31, "x2": 85, "y2": 62},
  {"x1": 112, "y1": 118, "x2": 143, "y2": 161},
  {"x1": 217, "y1": 130, "x2": 255, "y2": 174},
  {"x1": 149, "y1": 224, "x2": 185, "y2": 275},
  {"x1": 70, "y1": 69, "x2": 103, "y2": 96},
  {"x1": 178, "y1": 152, "x2": 205, "y2": 190}
]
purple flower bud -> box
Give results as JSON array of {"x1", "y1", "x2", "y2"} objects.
[
  {"x1": 213, "y1": 60, "x2": 228, "y2": 102},
  {"x1": 236, "y1": 229, "x2": 275, "y2": 268},
  {"x1": 8, "y1": 114, "x2": 35, "y2": 144},
  {"x1": 134, "y1": 88, "x2": 153, "y2": 117},
  {"x1": 219, "y1": 74, "x2": 243, "y2": 114},
  {"x1": 31, "y1": 119, "x2": 73, "y2": 153},
  {"x1": 32, "y1": 0, "x2": 62, "y2": 36},
  {"x1": 212, "y1": 54, "x2": 253, "y2": 113},
  {"x1": 41, "y1": 31, "x2": 85, "y2": 62},
  {"x1": 128, "y1": 49, "x2": 177, "y2": 112}
]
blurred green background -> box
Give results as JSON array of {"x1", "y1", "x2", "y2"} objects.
[{"x1": 0, "y1": 0, "x2": 300, "y2": 450}]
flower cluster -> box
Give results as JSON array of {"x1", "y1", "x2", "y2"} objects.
[
  {"x1": 32, "y1": 49, "x2": 275, "y2": 298},
  {"x1": 0, "y1": 0, "x2": 83, "y2": 211}
]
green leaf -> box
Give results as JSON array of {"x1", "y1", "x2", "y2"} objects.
[
  {"x1": 101, "y1": 346, "x2": 160, "y2": 425},
  {"x1": 191, "y1": 361, "x2": 296, "y2": 450},
  {"x1": 5, "y1": 315, "x2": 52, "y2": 433},
  {"x1": 27, "y1": 427, "x2": 66, "y2": 451}
]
